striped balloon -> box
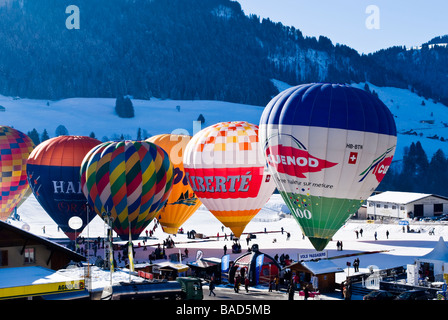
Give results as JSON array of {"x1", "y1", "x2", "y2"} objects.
[
  {"x1": 80, "y1": 140, "x2": 174, "y2": 241},
  {"x1": 0, "y1": 126, "x2": 34, "y2": 221}
]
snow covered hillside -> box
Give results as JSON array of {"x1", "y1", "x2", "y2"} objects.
[{"x1": 1, "y1": 81, "x2": 447, "y2": 162}]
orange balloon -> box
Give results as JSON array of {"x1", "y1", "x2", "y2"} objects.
[{"x1": 147, "y1": 134, "x2": 202, "y2": 234}]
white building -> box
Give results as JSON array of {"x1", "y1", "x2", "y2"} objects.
[{"x1": 366, "y1": 191, "x2": 448, "y2": 220}]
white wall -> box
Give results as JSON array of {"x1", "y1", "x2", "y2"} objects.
[{"x1": 367, "y1": 195, "x2": 448, "y2": 219}]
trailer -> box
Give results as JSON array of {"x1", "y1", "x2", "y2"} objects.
[{"x1": 100, "y1": 277, "x2": 203, "y2": 300}]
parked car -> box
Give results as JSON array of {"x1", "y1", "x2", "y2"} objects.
[
  {"x1": 363, "y1": 290, "x2": 397, "y2": 300},
  {"x1": 395, "y1": 290, "x2": 429, "y2": 300}
]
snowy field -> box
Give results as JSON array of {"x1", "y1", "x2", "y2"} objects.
[
  {"x1": 1, "y1": 81, "x2": 448, "y2": 163},
  {"x1": 9, "y1": 193, "x2": 448, "y2": 299}
]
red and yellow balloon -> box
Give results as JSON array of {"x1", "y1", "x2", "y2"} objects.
[{"x1": 183, "y1": 121, "x2": 276, "y2": 238}]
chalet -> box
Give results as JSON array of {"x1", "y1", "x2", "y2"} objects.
[
  {"x1": 0, "y1": 220, "x2": 87, "y2": 300},
  {"x1": 0, "y1": 220, "x2": 85, "y2": 270},
  {"x1": 366, "y1": 191, "x2": 448, "y2": 220},
  {"x1": 285, "y1": 259, "x2": 344, "y2": 293}
]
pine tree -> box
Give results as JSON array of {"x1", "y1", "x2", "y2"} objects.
[
  {"x1": 55, "y1": 124, "x2": 69, "y2": 136},
  {"x1": 115, "y1": 96, "x2": 135, "y2": 118},
  {"x1": 41, "y1": 129, "x2": 50, "y2": 142},
  {"x1": 27, "y1": 128, "x2": 40, "y2": 146},
  {"x1": 427, "y1": 149, "x2": 448, "y2": 195},
  {"x1": 137, "y1": 128, "x2": 142, "y2": 140}
]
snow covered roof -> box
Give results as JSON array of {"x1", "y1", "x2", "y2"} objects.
[
  {"x1": 417, "y1": 237, "x2": 448, "y2": 263},
  {"x1": 367, "y1": 191, "x2": 443, "y2": 204},
  {"x1": 155, "y1": 261, "x2": 189, "y2": 272},
  {"x1": 301, "y1": 259, "x2": 344, "y2": 275},
  {"x1": 0, "y1": 266, "x2": 85, "y2": 299},
  {"x1": 287, "y1": 259, "x2": 344, "y2": 275}
]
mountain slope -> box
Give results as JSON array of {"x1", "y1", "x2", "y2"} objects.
[
  {"x1": 2, "y1": 81, "x2": 448, "y2": 162},
  {"x1": 1, "y1": 0, "x2": 445, "y2": 107}
]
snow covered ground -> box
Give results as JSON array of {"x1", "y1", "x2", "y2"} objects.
[
  {"x1": 2, "y1": 81, "x2": 448, "y2": 163},
  {"x1": 9, "y1": 193, "x2": 448, "y2": 299}
]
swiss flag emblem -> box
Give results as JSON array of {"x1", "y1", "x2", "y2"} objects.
[{"x1": 348, "y1": 152, "x2": 358, "y2": 164}]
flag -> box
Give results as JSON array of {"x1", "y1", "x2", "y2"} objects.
[
  {"x1": 128, "y1": 229, "x2": 134, "y2": 272},
  {"x1": 348, "y1": 152, "x2": 358, "y2": 164}
]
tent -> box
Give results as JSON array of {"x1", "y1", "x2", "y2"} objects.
[
  {"x1": 415, "y1": 237, "x2": 448, "y2": 282},
  {"x1": 229, "y1": 244, "x2": 282, "y2": 286}
]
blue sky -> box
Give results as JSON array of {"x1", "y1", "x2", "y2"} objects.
[{"x1": 236, "y1": 0, "x2": 448, "y2": 54}]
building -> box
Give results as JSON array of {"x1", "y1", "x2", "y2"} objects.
[
  {"x1": 285, "y1": 259, "x2": 344, "y2": 293},
  {"x1": 366, "y1": 191, "x2": 448, "y2": 220},
  {"x1": 0, "y1": 220, "x2": 87, "y2": 299},
  {"x1": 0, "y1": 220, "x2": 85, "y2": 270}
]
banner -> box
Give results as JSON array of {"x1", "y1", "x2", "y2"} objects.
[
  {"x1": 298, "y1": 251, "x2": 327, "y2": 261},
  {"x1": 221, "y1": 254, "x2": 230, "y2": 283},
  {"x1": 221, "y1": 254, "x2": 230, "y2": 273},
  {"x1": 255, "y1": 254, "x2": 264, "y2": 285}
]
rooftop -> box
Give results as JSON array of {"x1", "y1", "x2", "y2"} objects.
[{"x1": 367, "y1": 191, "x2": 447, "y2": 205}]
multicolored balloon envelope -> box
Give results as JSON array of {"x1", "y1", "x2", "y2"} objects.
[
  {"x1": 0, "y1": 126, "x2": 34, "y2": 220},
  {"x1": 183, "y1": 121, "x2": 276, "y2": 238},
  {"x1": 80, "y1": 140, "x2": 174, "y2": 241},
  {"x1": 26, "y1": 136, "x2": 101, "y2": 240},
  {"x1": 259, "y1": 83, "x2": 397, "y2": 251},
  {"x1": 147, "y1": 134, "x2": 201, "y2": 234}
]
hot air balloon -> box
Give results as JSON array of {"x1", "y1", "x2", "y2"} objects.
[
  {"x1": 147, "y1": 134, "x2": 202, "y2": 234},
  {"x1": 259, "y1": 83, "x2": 397, "y2": 251},
  {"x1": 26, "y1": 135, "x2": 101, "y2": 240},
  {"x1": 0, "y1": 126, "x2": 34, "y2": 221},
  {"x1": 183, "y1": 121, "x2": 276, "y2": 238},
  {"x1": 80, "y1": 140, "x2": 174, "y2": 241}
]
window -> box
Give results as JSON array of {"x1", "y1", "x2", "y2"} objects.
[
  {"x1": 376, "y1": 204, "x2": 381, "y2": 208},
  {"x1": 384, "y1": 205, "x2": 389, "y2": 209},
  {"x1": 434, "y1": 203, "x2": 443, "y2": 214},
  {"x1": 392, "y1": 205, "x2": 397, "y2": 210},
  {"x1": 400, "y1": 206, "x2": 405, "y2": 210},
  {"x1": 0, "y1": 250, "x2": 8, "y2": 266},
  {"x1": 24, "y1": 248, "x2": 35, "y2": 264}
]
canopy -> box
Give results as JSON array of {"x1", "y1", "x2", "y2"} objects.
[
  {"x1": 418, "y1": 237, "x2": 448, "y2": 263},
  {"x1": 0, "y1": 266, "x2": 85, "y2": 300},
  {"x1": 156, "y1": 261, "x2": 189, "y2": 273},
  {"x1": 188, "y1": 258, "x2": 220, "y2": 269}
]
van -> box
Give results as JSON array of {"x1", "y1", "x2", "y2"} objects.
[{"x1": 395, "y1": 290, "x2": 429, "y2": 300}]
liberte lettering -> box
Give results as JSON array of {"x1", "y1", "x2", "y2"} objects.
[{"x1": 186, "y1": 172, "x2": 252, "y2": 193}]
